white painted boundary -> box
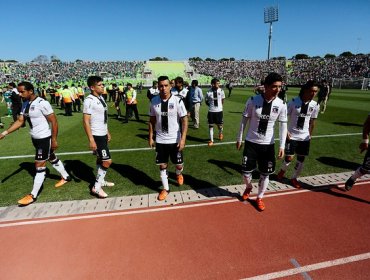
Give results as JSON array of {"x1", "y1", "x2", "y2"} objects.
[
  {"x1": 1, "y1": 180, "x2": 369, "y2": 228},
  {"x1": 242, "y1": 252, "x2": 370, "y2": 280},
  {"x1": 0, "y1": 132, "x2": 362, "y2": 160}
]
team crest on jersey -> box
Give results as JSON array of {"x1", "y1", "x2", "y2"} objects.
[
  {"x1": 30, "y1": 106, "x2": 35, "y2": 111},
  {"x1": 169, "y1": 103, "x2": 174, "y2": 109},
  {"x1": 272, "y1": 106, "x2": 279, "y2": 113},
  {"x1": 309, "y1": 107, "x2": 313, "y2": 112}
]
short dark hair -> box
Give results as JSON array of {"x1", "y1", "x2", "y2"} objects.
[
  {"x1": 9, "y1": 82, "x2": 16, "y2": 88},
  {"x1": 191, "y1": 80, "x2": 198, "y2": 87},
  {"x1": 264, "y1": 72, "x2": 283, "y2": 86},
  {"x1": 158, "y1": 76, "x2": 169, "y2": 83},
  {"x1": 174, "y1": 76, "x2": 184, "y2": 84},
  {"x1": 127, "y1": 83, "x2": 133, "y2": 87},
  {"x1": 211, "y1": 78, "x2": 219, "y2": 85},
  {"x1": 18, "y1": 81, "x2": 34, "y2": 92},
  {"x1": 87, "y1": 76, "x2": 103, "y2": 87},
  {"x1": 299, "y1": 79, "x2": 319, "y2": 96}
]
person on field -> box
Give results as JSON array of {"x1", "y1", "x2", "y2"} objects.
[
  {"x1": 148, "y1": 75, "x2": 188, "y2": 201},
  {"x1": 276, "y1": 80, "x2": 320, "y2": 188},
  {"x1": 83, "y1": 76, "x2": 114, "y2": 199},
  {"x1": 344, "y1": 113, "x2": 370, "y2": 191},
  {"x1": 205, "y1": 78, "x2": 225, "y2": 146},
  {"x1": 0, "y1": 81, "x2": 71, "y2": 206},
  {"x1": 317, "y1": 79, "x2": 330, "y2": 114},
  {"x1": 147, "y1": 80, "x2": 159, "y2": 101},
  {"x1": 124, "y1": 83, "x2": 140, "y2": 122},
  {"x1": 189, "y1": 79, "x2": 204, "y2": 129},
  {"x1": 236, "y1": 72, "x2": 287, "y2": 211}
]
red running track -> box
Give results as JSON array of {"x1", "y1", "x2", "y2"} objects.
[{"x1": 0, "y1": 183, "x2": 369, "y2": 280}]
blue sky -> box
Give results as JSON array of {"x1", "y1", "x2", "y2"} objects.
[{"x1": 1, "y1": 0, "x2": 369, "y2": 62}]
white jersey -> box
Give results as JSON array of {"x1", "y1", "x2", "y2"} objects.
[
  {"x1": 287, "y1": 97, "x2": 319, "y2": 141},
  {"x1": 149, "y1": 87, "x2": 159, "y2": 96},
  {"x1": 83, "y1": 94, "x2": 108, "y2": 136},
  {"x1": 243, "y1": 94, "x2": 287, "y2": 145},
  {"x1": 205, "y1": 88, "x2": 225, "y2": 112},
  {"x1": 171, "y1": 87, "x2": 188, "y2": 99},
  {"x1": 150, "y1": 94, "x2": 187, "y2": 144},
  {"x1": 21, "y1": 97, "x2": 54, "y2": 139}
]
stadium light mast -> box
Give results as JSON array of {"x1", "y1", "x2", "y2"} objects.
[{"x1": 264, "y1": 6, "x2": 278, "y2": 60}]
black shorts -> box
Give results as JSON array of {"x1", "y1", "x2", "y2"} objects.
[
  {"x1": 207, "y1": 111, "x2": 223, "y2": 125},
  {"x1": 32, "y1": 137, "x2": 51, "y2": 161},
  {"x1": 362, "y1": 148, "x2": 370, "y2": 172},
  {"x1": 156, "y1": 143, "x2": 184, "y2": 165},
  {"x1": 285, "y1": 139, "x2": 310, "y2": 156},
  {"x1": 93, "y1": 135, "x2": 111, "y2": 160},
  {"x1": 242, "y1": 141, "x2": 275, "y2": 174}
]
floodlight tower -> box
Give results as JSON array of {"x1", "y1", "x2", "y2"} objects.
[{"x1": 264, "y1": 6, "x2": 278, "y2": 60}]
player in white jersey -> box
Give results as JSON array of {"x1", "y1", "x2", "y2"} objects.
[
  {"x1": 236, "y1": 73, "x2": 288, "y2": 211},
  {"x1": 147, "y1": 80, "x2": 160, "y2": 101},
  {"x1": 205, "y1": 78, "x2": 225, "y2": 146},
  {"x1": 276, "y1": 80, "x2": 320, "y2": 188},
  {"x1": 344, "y1": 113, "x2": 370, "y2": 191},
  {"x1": 149, "y1": 76, "x2": 188, "y2": 201},
  {"x1": 83, "y1": 76, "x2": 114, "y2": 199},
  {"x1": 0, "y1": 81, "x2": 71, "y2": 206}
]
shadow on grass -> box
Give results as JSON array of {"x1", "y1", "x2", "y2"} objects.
[
  {"x1": 316, "y1": 157, "x2": 360, "y2": 170},
  {"x1": 186, "y1": 135, "x2": 207, "y2": 143},
  {"x1": 63, "y1": 160, "x2": 95, "y2": 187},
  {"x1": 208, "y1": 159, "x2": 260, "y2": 179},
  {"x1": 332, "y1": 122, "x2": 362, "y2": 127},
  {"x1": 110, "y1": 163, "x2": 158, "y2": 191},
  {"x1": 1, "y1": 162, "x2": 60, "y2": 184}
]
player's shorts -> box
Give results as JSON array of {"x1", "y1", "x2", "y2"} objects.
[
  {"x1": 155, "y1": 143, "x2": 184, "y2": 165},
  {"x1": 207, "y1": 111, "x2": 223, "y2": 125},
  {"x1": 362, "y1": 148, "x2": 370, "y2": 172},
  {"x1": 242, "y1": 141, "x2": 275, "y2": 174},
  {"x1": 31, "y1": 136, "x2": 51, "y2": 161},
  {"x1": 285, "y1": 139, "x2": 310, "y2": 156},
  {"x1": 93, "y1": 135, "x2": 111, "y2": 160}
]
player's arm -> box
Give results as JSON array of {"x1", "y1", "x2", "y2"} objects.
[
  {"x1": 278, "y1": 121, "x2": 288, "y2": 159},
  {"x1": 46, "y1": 113, "x2": 59, "y2": 150},
  {"x1": 148, "y1": 116, "x2": 156, "y2": 148},
  {"x1": 178, "y1": 115, "x2": 188, "y2": 151},
  {"x1": 359, "y1": 115, "x2": 370, "y2": 153},
  {"x1": 309, "y1": 118, "x2": 316, "y2": 138},
  {"x1": 0, "y1": 115, "x2": 25, "y2": 140},
  {"x1": 83, "y1": 113, "x2": 96, "y2": 151},
  {"x1": 236, "y1": 116, "x2": 249, "y2": 150}
]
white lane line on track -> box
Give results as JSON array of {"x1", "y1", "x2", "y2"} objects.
[
  {"x1": 290, "y1": 259, "x2": 313, "y2": 280},
  {"x1": 242, "y1": 252, "x2": 370, "y2": 280},
  {"x1": 0, "y1": 181, "x2": 369, "y2": 228},
  {"x1": 0, "y1": 132, "x2": 362, "y2": 160}
]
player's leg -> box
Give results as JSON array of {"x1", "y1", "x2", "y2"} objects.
[
  {"x1": 170, "y1": 143, "x2": 184, "y2": 186},
  {"x1": 345, "y1": 148, "x2": 370, "y2": 191},
  {"x1": 208, "y1": 112, "x2": 215, "y2": 146},
  {"x1": 156, "y1": 143, "x2": 170, "y2": 200},
  {"x1": 277, "y1": 138, "x2": 295, "y2": 180},
  {"x1": 92, "y1": 135, "x2": 112, "y2": 198},
  {"x1": 241, "y1": 141, "x2": 257, "y2": 201}
]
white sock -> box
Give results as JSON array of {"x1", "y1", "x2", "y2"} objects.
[
  {"x1": 51, "y1": 159, "x2": 69, "y2": 179},
  {"x1": 281, "y1": 160, "x2": 291, "y2": 172},
  {"x1": 257, "y1": 174, "x2": 269, "y2": 199},
  {"x1": 209, "y1": 127, "x2": 214, "y2": 142},
  {"x1": 94, "y1": 166, "x2": 107, "y2": 191},
  {"x1": 351, "y1": 167, "x2": 364, "y2": 181},
  {"x1": 31, "y1": 168, "x2": 46, "y2": 198},
  {"x1": 160, "y1": 169, "x2": 169, "y2": 191},
  {"x1": 175, "y1": 165, "x2": 183, "y2": 175},
  {"x1": 243, "y1": 173, "x2": 253, "y2": 189},
  {"x1": 292, "y1": 161, "x2": 304, "y2": 179}
]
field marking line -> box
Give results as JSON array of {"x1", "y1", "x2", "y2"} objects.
[
  {"x1": 242, "y1": 252, "x2": 370, "y2": 280},
  {"x1": 290, "y1": 258, "x2": 313, "y2": 280},
  {"x1": 1, "y1": 181, "x2": 369, "y2": 228},
  {"x1": 0, "y1": 132, "x2": 362, "y2": 160}
]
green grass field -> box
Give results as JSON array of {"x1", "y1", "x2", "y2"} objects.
[{"x1": 0, "y1": 87, "x2": 368, "y2": 206}]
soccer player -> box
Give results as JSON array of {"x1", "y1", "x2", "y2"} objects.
[
  {"x1": 147, "y1": 80, "x2": 159, "y2": 101},
  {"x1": 148, "y1": 75, "x2": 188, "y2": 201},
  {"x1": 344, "y1": 113, "x2": 370, "y2": 191},
  {"x1": 236, "y1": 72, "x2": 287, "y2": 211},
  {"x1": 83, "y1": 76, "x2": 114, "y2": 199},
  {"x1": 276, "y1": 80, "x2": 320, "y2": 188},
  {"x1": 205, "y1": 78, "x2": 225, "y2": 146},
  {"x1": 0, "y1": 81, "x2": 71, "y2": 206}
]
